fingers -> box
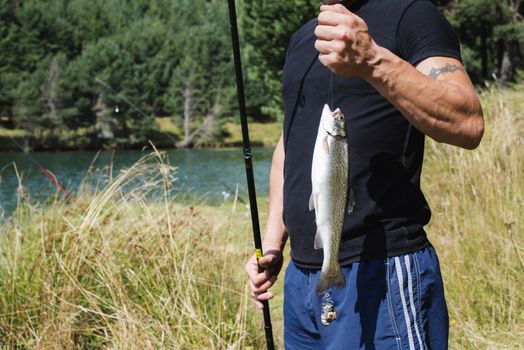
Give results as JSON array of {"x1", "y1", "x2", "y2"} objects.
[
  {"x1": 247, "y1": 255, "x2": 278, "y2": 291},
  {"x1": 250, "y1": 273, "x2": 278, "y2": 293},
  {"x1": 250, "y1": 275, "x2": 276, "y2": 310},
  {"x1": 314, "y1": 37, "x2": 346, "y2": 55},
  {"x1": 245, "y1": 252, "x2": 281, "y2": 309},
  {"x1": 314, "y1": 25, "x2": 345, "y2": 41},
  {"x1": 318, "y1": 5, "x2": 364, "y2": 34},
  {"x1": 251, "y1": 290, "x2": 274, "y2": 310},
  {"x1": 318, "y1": 9, "x2": 350, "y2": 27},
  {"x1": 316, "y1": 10, "x2": 364, "y2": 45},
  {"x1": 248, "y1": 275, "x2": 277, "y2": 309},
  {"x1": 318, "y1": 53, "x2": 340, "y2": 70}
]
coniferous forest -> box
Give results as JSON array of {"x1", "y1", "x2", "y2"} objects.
[{"x1": 0, "y1": 0, "x2": 522, "y2": 150}]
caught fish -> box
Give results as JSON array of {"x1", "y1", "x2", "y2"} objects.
[{"x1": 309, "y1": 104, "x2": 353, "y2": 294}]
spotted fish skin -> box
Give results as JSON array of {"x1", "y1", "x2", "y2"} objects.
[{"x1": 309, "y1": 104, "x2": 352, "y2": 295}]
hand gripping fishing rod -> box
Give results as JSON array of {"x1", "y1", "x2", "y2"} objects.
[{"x1": 226, "y1": 1, "x2": 275, "y2": 349}]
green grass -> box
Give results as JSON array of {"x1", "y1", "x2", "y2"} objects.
[
  {"x1": 0, "y1": 118, "x2": 281, "y2": 151},
  {"x1": 423, "y1": 84, "x2": 524, "y2": 348},
  {"x1": 0, "y1": 127, "x2": 26, "y2": 137},
  {"x1": 155, "y1": 117, "x2": 181, "y2": 135},
  {"x1": 0, "y1": 152, "x2": 268, "y2": 349},
  {"x1": 0, "y1": 85, "x2": 523, "y2": 349},
  {"x1": 222, "y1": 121, "x2": 281, "y2": 147}
]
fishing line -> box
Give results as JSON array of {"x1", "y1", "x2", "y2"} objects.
[
  {"x1": 329, "y1": 71, "x2": 334, "y2": 109},
  {"x1": 94, "y1": 77, "x2": 178, "y2": 144},
  {"x1": 3, "y1": 75, "x2": 162, "y2": 210},
  {"x1": 3, "y1": 133, "x2": 78, "y2": 208}
]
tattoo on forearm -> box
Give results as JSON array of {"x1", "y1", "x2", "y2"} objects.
[{"x1": 428, "y1": 63, "x2": 466, "y2": 79}]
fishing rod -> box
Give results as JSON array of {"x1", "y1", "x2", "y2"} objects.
[{"x1": 226, "y1": 1, "x2": 274, "y2": 349}]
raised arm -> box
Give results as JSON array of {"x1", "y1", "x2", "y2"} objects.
[{"x1": 314, "y1": 4, "x2": 484, "y2": 149}]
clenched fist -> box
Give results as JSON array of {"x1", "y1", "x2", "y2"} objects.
[
  {"x1": 245, "y1": 249, "x2": 284, "y2": 309},
  {"x1": 315, "y1": 4, "x2": 381, "y2": 78}
]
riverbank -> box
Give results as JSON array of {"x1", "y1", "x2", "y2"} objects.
[{"x1": 0, "y1": 119, "x2": 282, "y2": 152}]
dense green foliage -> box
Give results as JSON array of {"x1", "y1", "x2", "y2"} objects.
[
  {"x1": 445, "y1": 0, "x2": 524, "y2": 83},
  {"x1": 0, "y1": 0, "x2": 236, "y2": 149},
  {"x1": 242, "y1": 0, "x2": 318, "y2": 121},
  {"x1": 0, "y1": 0, "x2": 522, "y2": 149}
]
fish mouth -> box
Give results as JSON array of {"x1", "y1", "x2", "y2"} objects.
[
  {"x1": 325, "y1": 128, "x2": 346, "y2": 138},
  {"x1": 322, "y1": 118, "x2": 346, "y2": 138}
]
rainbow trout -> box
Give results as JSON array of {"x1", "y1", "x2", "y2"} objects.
[{"x1": 309, "y1": 104, "x2": 353, "y2": 294}]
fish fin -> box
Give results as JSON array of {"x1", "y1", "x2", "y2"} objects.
[
  {"x1": 309, "y1": 193, "x2": 315, "y2": 211},
  {"x1": 314, "y1": 230, "x2": 323, "y2": 249},
  {"x1": 322, "y1": 135, "x2": 329, "y2": 153},
  {"x1": 347, "y1": 188, "x2": 355, "y2": 214},
  {"x1": 316, "y1": 268, "x2": 346, "y2": 294}
]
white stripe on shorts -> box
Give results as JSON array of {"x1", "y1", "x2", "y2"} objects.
[
  {"x1": 395, "y1": 256, "x2": 416, "y2": 350},
  {"x1": 405, "y1": 255, "x2": 425, "y2": 350}
]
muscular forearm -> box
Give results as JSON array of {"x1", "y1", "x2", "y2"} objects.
[
  {"x1": 315, "y1": 4, "x2": 484, "y2": 150},
  {"x1": 365, "y1": 48, "x2": 484, "y2": 149},
  {"x1": 263, "y1": 133, "x2": 288, "y2": 252}
]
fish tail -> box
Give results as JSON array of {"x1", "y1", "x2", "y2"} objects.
[{"x1": 316, "y1": 267, "x2": 346, "y2": 294}]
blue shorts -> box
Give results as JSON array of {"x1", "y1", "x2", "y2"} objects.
[{"x1": 284, "y1": 245, "x2": 448, "y2": 349}]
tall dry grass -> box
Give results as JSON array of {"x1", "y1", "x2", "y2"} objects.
[
  {"x1": 0, "y1": 151, "x2": 265, "y2": 349},
  {"x1": 423, "y1": 85, "x2": 524, "y2": 349},
  {"x1": 0, "y1": 85, "x2": 523, "y2": 349}
]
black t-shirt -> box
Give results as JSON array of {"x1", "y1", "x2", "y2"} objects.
[{"x1": 282, "y1": 0, "x2": 461, "y2": 268}]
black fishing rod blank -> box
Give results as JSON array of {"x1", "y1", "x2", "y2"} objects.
[{"x1": 226, "y1": 0, "x2": 275, "y2": 349}]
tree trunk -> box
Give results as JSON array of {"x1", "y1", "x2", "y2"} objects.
[
  {"x1": 176, "y1": 91, "x2": 222, "y2": 148},
  {"x1": 176, "y1": 86, "x2": 194, "y2": 148},
  {"x1": 43, "y1": 57, "x2": 59, "y2": 122},
  {"x1": 93, "y1": 94, "x2": 114, "y2": 148},
  {"x1": 480, "y1": 23, "x2": 488, "y2": 80},
  {"x1": 500, "y1": 40, "x2": 519, "y2": 83},
  {"x1": 499, "y1": 0, "x2": 523, "y2": 83}
]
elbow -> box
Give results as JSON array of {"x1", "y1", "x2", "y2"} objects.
[
  {"x1": 457, "y1": 107, "x2": 485, "y2": 150},
  {"x1": 434, "y1": 107, "x2": 484, "y2": 150},
  {"x1": 429, "y1": 88, "x2": 485, "y2": 150},
  {"x1": 450, "y1": 87, "x2": 485, "y2": 150},
  {"x1": 466, "y1": 118, "x2": 484, "y2": 150},
  {"x1": 464, "y1": 105, "x2": 485, "y2": 150}
]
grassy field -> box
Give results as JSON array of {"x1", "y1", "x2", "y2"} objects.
[
  {"x1": 0, "y1": 85, "x2": 523, "y2": 349},
  {"x1": 423, "y1": 85, "x2": 524, "y2": 348}
]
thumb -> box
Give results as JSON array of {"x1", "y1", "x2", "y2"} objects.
[{"x1": 258, "y1": 249, "x2": 281, "y2": 268}]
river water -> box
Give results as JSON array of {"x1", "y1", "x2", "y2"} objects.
[{"x1": 0, "y1": 148, "x2": 273, "y2": 216}]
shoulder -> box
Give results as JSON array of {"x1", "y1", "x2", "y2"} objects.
[
  {"x1": 286, "y1": 18, "x2": 317, "y2": 56},
  {"x1": 359, "y1": 0, "x2": 422, "y2": 16},
  {"x1": 394, "y1": 0, "x2": 461, "y2": 64},
  {"x1": 360, "y1": 0, "x2": 437, "y2": 22}
]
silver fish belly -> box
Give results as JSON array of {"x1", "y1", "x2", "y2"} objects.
[{"x1": 309, "y1": 104, "x2": 351, "y2": 294}]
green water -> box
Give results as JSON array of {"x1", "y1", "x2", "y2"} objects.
[{"x1": 0, "y1": 148, "x2": 273, "y2": 216}]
